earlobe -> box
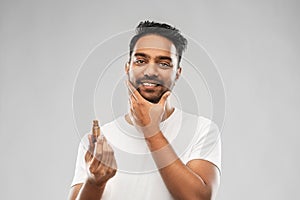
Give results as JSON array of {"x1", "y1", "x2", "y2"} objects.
[
  {"x1": 175, "y1": 66, "x2": 182, "y2": 80},
  {"x1": 125, "y1": 62, "x2": 130, "y2": 73}
]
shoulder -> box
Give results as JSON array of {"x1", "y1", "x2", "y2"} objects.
[{"x1": 178, "y1": 108, "x2": 219, "y2": 133}]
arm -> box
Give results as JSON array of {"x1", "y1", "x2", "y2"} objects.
[{"x1": 146, "y1": 131, "x2": 220, "y2": 200}]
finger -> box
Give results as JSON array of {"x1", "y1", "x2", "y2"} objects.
[
  {"x1": 89, "y1": 136, "x2": 104, "y2": 173},
  {"x1": 88, "y1": 134, "x2": 96, "y2": 149},
  {"x1": 101, "y1": 137, "x2": 110, "y2": 166},
  {"x1": 129, "y1": 96, "x2": 138, "y2": 116},
  {"x1": 129, "y1": 90, "x2": 138, "y2": 101},
  {"x1": 128, "y1": 110, "x2": 136, "y2": 125},
  {"x1": 103, "y1": 163, "x2": 117, "y2": 180},
  {"x1": 85, "y1": 134, "x2": 95, "y2": 163},
  {"x1": 126, "y1": 80, "x2": 141, "y2": 100},
  {"x1": 106, "y1": 144, "x2": 116, "y2": 170},
  {"x1": 94, "y1": 136, "x2": 104, "y2": 161},
  {"x1": 130, "y1": 93, "x2": 137, "y2": 105},
  {"x1": 97, "y1": 164, "x2": 112, "y2": 179},
  {"x1": 129, "y1": 108, "x2": 138, "y2": 122},
  {"x1": 89, "y1": 155, "x2": 100, "y2": 174},
  {"x1": 103, "y1": 162, "x2": 117, "y2": 179},
  {"x1": 129, "y1": 107, "x2": 134, "y2": 116},
  {"x1": 105, "y1": 144, "x2": 118, "y2": 171},
  {"x1": 111, "y1": 156, "x2": 117, "y2": 171},
  {"x1": 158, "y1": 91, "x2": 171, "y2": 106}
]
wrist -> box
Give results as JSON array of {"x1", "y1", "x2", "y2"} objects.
[
  {"x1": 86, "y1": 178, "x2": 107, "y2": 190},
  {"x1": 145, "y1": 131, "x2": 168, "y2": 151},
  {"x1": 142, "y1": 126, "x2": 161, "y2": 138}
]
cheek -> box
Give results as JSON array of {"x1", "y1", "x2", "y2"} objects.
[
  {"x1": 162, "y1": 71, "x2": 177, "y2": 83},
  {"x1": 128, "y1": 67, "x2": 143, "y2": 78},
  {"x1": 128, "y1": 69, "x2": 136, "y2": 77},
  {"x1": 127, "y1": 68, "x2": 141, "y2": 84}
]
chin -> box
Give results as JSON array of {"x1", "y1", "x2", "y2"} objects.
[
  {"x1": 145, "y1": 97, "x2": 160, "y2": 104},
  {"x1": 140, "y1": 92, "x2": 164, "y2": 104}
]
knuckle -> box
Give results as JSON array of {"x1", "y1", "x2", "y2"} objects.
[
  {"x1": 95, "y1": 153, "x2": 102, "y2": 160},
  {"x1": 95, "y1": 150, "x2": 102, "y2": 156},
  {"x1": 100, "y1": 169, "x2": 106, "y2": 176},
  {"x1": 96, "y1": 138, "x2": 104, "y2": 144},
  {"x1": 89, "y1": 166, "x2": 95, "y2": 174},
  {"x1": 102, "y1": 149, "x2": 108, "y2": 154}
]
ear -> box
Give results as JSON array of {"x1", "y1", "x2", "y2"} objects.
[
  {"x1": 125, "y1": 62, "x2": 130, "y2": 74},
  {"x1": 175, "y1": 66, "x2": 182, "y2": 81}
]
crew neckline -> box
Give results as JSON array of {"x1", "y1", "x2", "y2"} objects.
[
  {"x1": 123, "y1": 107, "x2": 178, "y2": 126},
  {"x1": 116, "y1": 107, "x2": 180, "y2": 138}
]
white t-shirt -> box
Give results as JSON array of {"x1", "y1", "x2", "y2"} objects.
[{"x1": 71, "y1": 108, "x2": 221, "y2": 200}]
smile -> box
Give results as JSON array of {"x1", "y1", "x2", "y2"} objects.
[{"x1": 142, "y1": 82, "x2": 159, "y2": 87}]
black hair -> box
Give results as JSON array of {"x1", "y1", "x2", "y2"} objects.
[{"x1": 129, "y1": 21, "x2": 188, "y2": 65}]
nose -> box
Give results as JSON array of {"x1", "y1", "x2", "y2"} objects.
[{"x1": 143, "y1": 63, "x2": 158, "y2": 76}]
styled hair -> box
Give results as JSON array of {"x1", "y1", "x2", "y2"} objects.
[{"x1": 129, "y1": 21, "x2": 188, "y2": 65}]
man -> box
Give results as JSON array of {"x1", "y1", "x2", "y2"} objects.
[{"x1": 69, "y1": 21, "x2": 221, "y2": 200}]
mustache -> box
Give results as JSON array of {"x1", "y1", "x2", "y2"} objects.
[{"x1": 136, "y1": 76, "x2": 164, "y2": 86}]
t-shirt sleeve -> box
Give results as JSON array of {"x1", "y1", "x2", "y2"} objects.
[
  {"x1": 188, "y1": 118, "x2": 222, "y2": 173},
  {"x1": 70, "y1": 135, "x2": 89, "y2": 187}
]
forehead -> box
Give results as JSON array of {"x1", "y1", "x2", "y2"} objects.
[{"x1": 133, "y1": 34, "x2": 177, "y2": 56}]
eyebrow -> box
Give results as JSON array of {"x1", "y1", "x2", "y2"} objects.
[
  {"x1": 133, "y1": 53, "x2": 149, "y2": 59},
  {"x1": 157, "y1": 56, "x2": 172, "y2": 62},
  {"x1": 133, "y1": 53, "x2": 173, "y2": 62}
]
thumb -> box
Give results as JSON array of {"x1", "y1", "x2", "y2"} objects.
[{"x1": 158, "y1": 91, "x2": 171, "y2": 106}]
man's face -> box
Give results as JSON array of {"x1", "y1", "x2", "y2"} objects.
[{"x1": 126, "y1": 34, "x2": 181, "y2": 103}]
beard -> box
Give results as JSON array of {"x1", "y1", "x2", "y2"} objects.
[
  {"x1": 129, "y1": 75, "x2": 170, "y2": 103},
  {"x1": 137, "y1": 87, "x2": 168, "y2": 103}
]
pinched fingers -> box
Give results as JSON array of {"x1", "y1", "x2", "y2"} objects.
[
  {"x1": 94, "y1": 138, "x2": 117, "y2": 178},
  {"x1": 89, "y1": 136, "x2": 117, "y2": 177}
]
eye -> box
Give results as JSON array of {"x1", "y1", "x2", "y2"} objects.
[
  {"x1": 134, "y1": 59, "x2": 146, "y2": 65},
  {"x1": 159, "y1": 62, "x2": 172, "y2": 68}
]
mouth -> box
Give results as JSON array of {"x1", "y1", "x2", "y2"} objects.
[
  {"x1": 138, "y1": 81, "x2": 163, "y2": 90},
  {"x1": 138, "y1": 80, "x2": 162, "y2": 87},
  {"x1": 141, "y1": 82, "x2": 160, "y2": 87}
]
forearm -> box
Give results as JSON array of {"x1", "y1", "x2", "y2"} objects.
[
  {"x1": 146, "y1": 131, "x2": 211, "y2": 200},
  {"x1": 75, "y1": 180, "x2": 106, "y2": 200}
]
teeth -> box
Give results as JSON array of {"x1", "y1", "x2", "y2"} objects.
[{"x1": 142, "y1": 83, "x2": 157, "y2": 86}]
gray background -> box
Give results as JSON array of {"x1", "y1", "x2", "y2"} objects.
[{"x1": 1, "y1": 0, "x2": 299, "y2": 199}]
